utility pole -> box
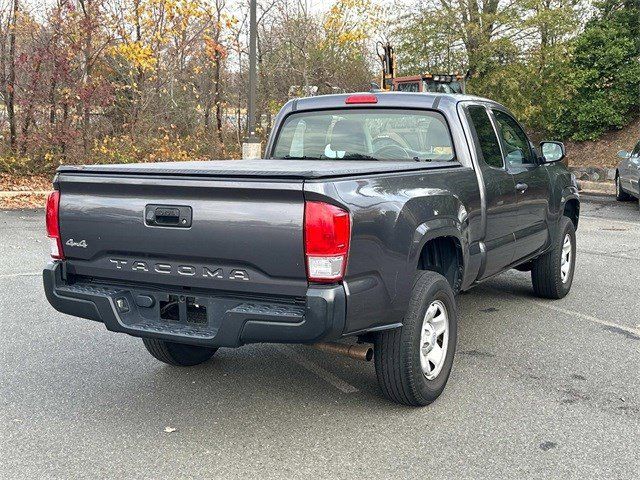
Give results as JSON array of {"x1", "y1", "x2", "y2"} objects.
[{"x1": 242, "y1": 0, "x2": 261, "y2": 159}]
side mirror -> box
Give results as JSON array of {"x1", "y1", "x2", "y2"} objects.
[
  {"x1": 540, "y1": 141, "x2": 565, "y2": 163},
  {"x1": 617, "y1": 150, "x2": 630, "y2": 159}
]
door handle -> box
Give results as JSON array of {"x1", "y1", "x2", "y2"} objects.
[
  {"x1": 515, "y1": 182, "x2": 528, "y2": 193},
  {"x1": 145, "y1": 204, "x2": 192, "y2": 228}
]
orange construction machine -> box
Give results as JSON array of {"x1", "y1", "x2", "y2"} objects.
[{"x1": 376, "y1": 42, "x2": 466, "y2": 94}]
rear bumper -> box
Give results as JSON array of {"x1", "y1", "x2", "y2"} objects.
[{"x1": 43, "y1": 262, "x2": 346, "y2": 347}]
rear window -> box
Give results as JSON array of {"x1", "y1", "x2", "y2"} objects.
[
  {"x1": 396, "y1": 82, "x2": 420, "y2": 92},
  {"x1": 272, "y1": 108, "x2": 455, "y2": 162}
]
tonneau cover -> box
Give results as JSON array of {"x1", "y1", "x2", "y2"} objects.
[{"x1": 56, "y1": 159, "x2": 459, "y2": 179}]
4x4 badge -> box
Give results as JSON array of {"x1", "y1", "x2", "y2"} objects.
[{"x1": 66, "y1": 239, "x2": 88, "y2": 248}]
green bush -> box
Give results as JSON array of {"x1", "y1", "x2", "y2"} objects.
[{"x1": 553, "y1": 0, "x2": 640, "y2": 140}]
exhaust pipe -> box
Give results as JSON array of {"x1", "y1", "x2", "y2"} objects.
[{"x1": 311, "y1": 342, "x2": 373, "y2": 362}]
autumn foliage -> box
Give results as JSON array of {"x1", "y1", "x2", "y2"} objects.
[{"x1": 0, "y1": 0, "x2": 378, "y2": 174}]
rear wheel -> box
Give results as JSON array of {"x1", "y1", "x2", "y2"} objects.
[
  {"x1": 142, "y1": 338, "x2": 217, "y2": 366},
  {"x1": 531, "y1": 216, "x2": 576, "y2": 299},
  {"x1": 615, "y1": 174, "x2": 631, "y2": 201},
  {"x1": 374, "y1": 270, "x2": 457, "y2": 406}
]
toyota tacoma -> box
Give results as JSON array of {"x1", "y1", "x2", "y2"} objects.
[{"x1": 43, "y1": 92, "x2": 579, "y2": 406}]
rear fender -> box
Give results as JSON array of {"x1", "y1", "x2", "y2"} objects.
[
  {"x1": 408, "y1": 218, "x2": 467, "y2": 289},
  {"x1": 409, "y1": 219, "x2": 466, "y2": 268}
]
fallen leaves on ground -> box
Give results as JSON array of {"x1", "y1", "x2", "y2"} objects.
[
  {"x1": 0, "y1": 174, "x2": 52, "y2": 192},
  {"x1": 0, "y1": 193, "x2": 48, "y2": 210}
]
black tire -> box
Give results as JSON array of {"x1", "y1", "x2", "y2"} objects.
[
  {"x1": 374, "y1": 271, "x2": 457, "y2": 406},
  {"x1": 142, "y1": 338, "x2": 217, "y2": 366},
  {"x1": 531, "y1": 216, "x2": 576, "y2": 299},
  {"x1": 615, "y1": 174, "x2": 631, "y2": 201}
]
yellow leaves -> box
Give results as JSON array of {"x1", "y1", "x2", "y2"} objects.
[
  {"x1": 322, "y1": 0, "x2": 382, "y2": 50},
  {"x1": 91, "y1": 128, "x2": 217, "y2": 165},
  {"x1": 116, "y1": 0, "x2": 212, "y2": 53},
  {"x1": 163, "y1": 0, "x2": 206, "y2": 29},
  {"x1": 337, "y1": 31, "x2": 367, "y2": 44},
  {"x1": 110, "y1": 42, "x2": 156, "y2": 71}
]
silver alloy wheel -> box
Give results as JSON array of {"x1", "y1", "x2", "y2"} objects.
[
  {"x1": 616, "y1": 176, "x2": 620, "y2": 196},
  {"x1": 560, "y1": 233, "x2": 572, "y2": 284},
  {"x1": 420, "y1": 300, "x2": 449, "y2": 380}
]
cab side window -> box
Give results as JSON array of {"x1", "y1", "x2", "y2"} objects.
[
  {"x1": 467, "y1": 105, "x2": 504, "y2": 169},
  {"x1": 492, "y1": 110, "x2": 535, "y2": 166},
  {"x1": 631, "y1": 141, "x2": 640, "y2": 158}
]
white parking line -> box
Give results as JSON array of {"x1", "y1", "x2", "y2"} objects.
[
  {"x1": 578, "y1": 248, "x2": 640, "y2": 261},
  {"x1": 526, "y1": 298, "x2": 640, "y2": 337},
  {"x1": 0, "y1": 271, "x2": 41, "y2": 279},
  {"x1": 279, "y1": 346, "x2": 359, "y2": 394},
  {"x1": 580, "y1": 216, "x2": 640, "y2": 228}
]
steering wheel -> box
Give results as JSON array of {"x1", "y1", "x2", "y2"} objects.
[{"x1": 373, "y1": 143, "x2": 411, "y2": 160}]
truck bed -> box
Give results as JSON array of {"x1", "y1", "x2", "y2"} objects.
[{"x1": 56, "y1": 159, "x2": 459, "y2": 179}]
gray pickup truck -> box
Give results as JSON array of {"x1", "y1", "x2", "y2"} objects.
[{"x1": 43, "y1": 92, "x2": 579, "y2": 406}]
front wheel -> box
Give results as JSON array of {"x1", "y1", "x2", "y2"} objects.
[
  {"x1": 142, "y1": 338, "x2": 217, "y2": 366},
  {"x1": 531, "y1": 216, "x2": 576, "y2": 299},
  {"x1": 374, "y1": 271, "x2": 457, "y2": 406}
]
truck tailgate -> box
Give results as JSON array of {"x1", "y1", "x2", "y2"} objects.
[{"x1": 57, "y1": 173, "x2": 307, "y2": 297}]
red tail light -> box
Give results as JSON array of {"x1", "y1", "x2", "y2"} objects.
[
  {"x1": 304, "y1": 201, "x2": 351, "y2": 283},
  {"x1": 345, "y1": 94, "x2": 378, "y2": 104},
  {"x1": 46, "y1": 191, "x2": 64, "y2": 259}
]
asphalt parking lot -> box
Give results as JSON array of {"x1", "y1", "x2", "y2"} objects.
[{"x1": 1, "y1": 195, "x2": 638, "y2": 479}]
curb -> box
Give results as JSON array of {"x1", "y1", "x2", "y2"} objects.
[
  {"x1": 569, "y1": 166, "x2": 616, "y2": 183},
  {"x1": 579, "y1": 190, "x2": 615, "y2": 197},
  {"x1": 577, "y1": 180, "x2": 615, "y2": 196}
]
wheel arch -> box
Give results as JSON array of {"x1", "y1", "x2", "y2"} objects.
[
  {"x1": 410, "y1": 224, "x2": 465, "y2": 292},
  {"x1": 563, "y1": 197, "x2": 580, "y2": 230}
]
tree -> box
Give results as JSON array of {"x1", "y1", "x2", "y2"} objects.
[
  {"x1": 393, "y1": 0, "x2": 582, "y2": 136},
  {"x1": 393, "y1": 0, "x2": 533, "y2": 78},
  {"x1": 553, "y1": 0, "x2": 640, "y2": 140},
  {"x1": 0, "y1": 0, "x2": 19, "y2": 151}
]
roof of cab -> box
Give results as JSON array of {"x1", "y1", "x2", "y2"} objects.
[
  {"x1": 263, "y1": 91, "x2": 508, "y2": 155},
  {"x1": 289, "y1": 91, "x2": 503, "y2": 112}
]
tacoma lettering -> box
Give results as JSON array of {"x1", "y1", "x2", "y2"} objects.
[{"x1": 107, "y1": 259, "x2": 249, "y2": 280}]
